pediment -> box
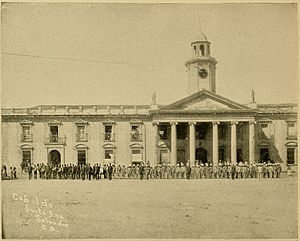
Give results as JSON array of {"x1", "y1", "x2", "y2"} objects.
[{"x1": 160, "y1": 90, "x2": 250, "y2": 111}]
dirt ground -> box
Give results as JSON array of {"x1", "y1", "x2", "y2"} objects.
[{"x1": 1, "y1": 176, "x2": 297, "y2": 239}]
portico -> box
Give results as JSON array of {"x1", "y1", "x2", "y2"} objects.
[{"x1": 151, "y1": 89, "x2": 257, "y2": 166}]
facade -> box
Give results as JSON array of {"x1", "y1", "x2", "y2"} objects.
[{"x1": 1, "y1": 31, "x2": 298, "y2": 172}]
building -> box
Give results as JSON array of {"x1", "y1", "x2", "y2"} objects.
[{"x1": 1, "y1": 31, "x2": 298, "y2": 172}]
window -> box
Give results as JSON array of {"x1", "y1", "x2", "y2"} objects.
[
  {"x1": 200, "y1": 45, "x2": 205, "y2": 56},
  {"x1": 260, "y1": 123, "x2": 270, "y2": 139},
  {"x1": 193, "y1": 45, "x2": 197, "y2": 55},
  {"x1": 131, "y1": 124, "x2": 142, "y2": 142},
  {"x1": 22, "y1": 150, "x2": 31, "y2": 165},
  {"x1": 158, "y1": 125, "x2": 168, "y2": 140},
  {"x1": 131, "y1": 149, "x2": 142, "y2": 162},
  {"x1": 77, "y1": 150, "x2": 87, "y2": 165},
  {"x1": 287, "y1": 148, "x2": 295, "y2": 164},
  {"x1": 76, "y1": 125, "x2": 87, "y2": 141},
  {"x1": 287, "y1": 122, "x2": 297, "y2": 139},
  {"x1": 21, "y1": 125, "x2": 32, "y2": 142},
  {"x1": 104, "y1": 125, "x2": 114, "y2": 141},
  {"x1": 50, "y1": 126, "x2": 58, "y2": 142},
  {"x1": 105, "y1": 149, "x2": 114, "y2": 161}
]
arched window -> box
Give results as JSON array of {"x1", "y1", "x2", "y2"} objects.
[
  {"x1": 193, "y1": 45, "x2": 197, "y2": 55},
  {"x1": 200, "y1": 45, "x2": 205, "y2": 56}
]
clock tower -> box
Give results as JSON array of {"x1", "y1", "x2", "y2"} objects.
[{"x1": 185, "y1": 31, "x2": 217, "y2": 94}]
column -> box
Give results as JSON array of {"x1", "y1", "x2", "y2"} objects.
[
  {"x1": 152, "y1": 122, "x2": 159, "y2": 165},
  {"x1": 212, "y1": 121, "x2": 219, "y2": 166},
  {"x1": 231, "y1": 121, "x2": 237, "y2": 165},
  {"x1": 249, "y1": 121, "x2": 255, "y2": 164},
  {"x1": 171, "y1": 122, "x2": 177, "y2": 165},
  {"x1": 189, "y1": 122, "x2": 196, "y2": 166}
]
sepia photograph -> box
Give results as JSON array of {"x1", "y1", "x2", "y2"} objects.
[{"x1": 1, "y1": 2, "x2": 298, "y2": 240}]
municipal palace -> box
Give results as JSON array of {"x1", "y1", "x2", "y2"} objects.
[{"x1": 1, "y1": 31, "x2": 298, "y2": 172}]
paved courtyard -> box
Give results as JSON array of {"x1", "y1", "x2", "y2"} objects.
[{"x1": 1, "y1": 176, "x2": 297, "y2": 239}]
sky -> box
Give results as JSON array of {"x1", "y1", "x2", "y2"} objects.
[{"x1": 1, "y1": 3, "x2": 298, "y2": 108}]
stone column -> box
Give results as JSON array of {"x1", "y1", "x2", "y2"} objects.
[
  {"x1": 171, "y1": 122, "x2": 178, "y2": 166},
  {"x1": 212, "y1": 121, "x2": 219, "y2": 166},
  {"x1": 249, "y1": 121, "x2": 255, "y2": 164},
  {"x1": 152, "y1": 122, "x2": 159, "y2": 165},
  {"x1": 189, "y1": 122, "x2": 196, "y2": 166},
  {"x1": 231, "y1": 121, "x2": 238, "y2": 165}
]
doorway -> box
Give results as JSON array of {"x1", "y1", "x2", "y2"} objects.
[
  {"x1": 196, "y1": 147, "x2": 208, "y2": 164},
  {"x1": 48, "y1": 150, "x2": 61, "y2": 166}
]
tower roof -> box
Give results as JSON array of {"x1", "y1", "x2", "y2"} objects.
[{"x1": 193, "y1": 31, "x2": 209, "y2": 42}]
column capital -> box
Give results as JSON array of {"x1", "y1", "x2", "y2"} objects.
[
  {"x1": 170, "y1": 122, "x2": 178, "y2": 126},
  {"x1": 230, "y1": 121, "x2": 238, "y2": 125},
  {"x1": 249, "y1": 120, "x2": 256, "y2": 125},
  {"x1": 189, "y1": 121, "x2": 197, "y2": 126},
  {"x1": 212, "y1": 121, "x2": 220, "y2": 126},
  {"x1": 152, "y1": 121, "x2": 159, "y2": 126}
]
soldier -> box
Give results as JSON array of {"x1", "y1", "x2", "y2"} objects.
[
  {"x1": 180, "y1": 162, "x2": 185, "y2": 179},
  {"x1": 208, "y1": 163, "x2": 213, "y2": 179},
  {"x1": 33, "y1": 165, "x2": 38, "y2": 179},
  {"x1": 231, "y1": 164, "x2": 236, "y2": 180},
  {"x1": 99, "y1": 164, "x2": 104, "y2": 179},
  {"x1": 108, "y1": 163, "x2": 113, "y2": 180},
  {"x1": 276, "y1": 163, "x2": 282, "y2": 178},
  {"x1": 170, "y1": 165, "x2": 175, "y2": 179},
  {"x1": 13, "y1": 167, "x2": 17, "y2": 179},
  {"x1": 28, "y1": 164, "x2": 33, "y2": 180},
  {"x1": 81, "y1": 164, "x2": 85, "y2": 180},
  {"x1": 139, "y1": 162, "x2": 144, "y2": 180},
  {"x1": 226, "y1": 163, "x2": 232, "y2": 179},
  {"x1": 186, "y1": 163, "x2": 191, "y2": 180},
  {"x1": 52, "y1": 165, "x2": 57, "y2": 179}
]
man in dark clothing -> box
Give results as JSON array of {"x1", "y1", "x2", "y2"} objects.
[
  {"x1": 107, "y1": 163, "x2": 113, "y2": 180},
  {"x1": 139, "y1": 163, "x2": 145, "y2": 180},
  {"x1": 28, "y1": 164, "x2": 33, "y2": 180},
  {"x1": 231, "y1": 164, "x2": 236, "y2": 180},
  {"x1": 186, "y1": 163, "x2": 192, "y2": 180}
]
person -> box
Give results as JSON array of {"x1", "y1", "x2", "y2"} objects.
[
  {"x1": 13, "y1": 167, "x2": 17, "y2": 179},
  {"x1": 28, "y1": 164, "x2": 33, "y2": 180},
  {"x1": 186, "y1": 163, "x2": 191, "y2": 180},
  {"x1": 231, "y1": 164, "x2": 236, "y2": 180},
  {"x1": 10, "y1": 167, "x2": 14, "y2": 179},
  {"x1": 81, "y1": 164, "x2": 86, "y2": 180},
  {"x1": 108, "y1": 163, "x2": 113, "y2": 180},
  {"x1": 139, "y1": 162, "x2": 144, "y2": 180}
]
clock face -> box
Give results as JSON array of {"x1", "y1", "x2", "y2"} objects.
[{"x1": 198, "y1": 68, "x2": 208, "y2": 79}]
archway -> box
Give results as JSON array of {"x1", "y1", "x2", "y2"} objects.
[
  {"x1": 48, "y1": 150, "x2": 61, "y2": 166},
  {"x1": 196, "y1": 147, "x2": 208, "y2": 164},
  {"x1": 260, "y1": 148, "x2": 270, "y2": 163}
]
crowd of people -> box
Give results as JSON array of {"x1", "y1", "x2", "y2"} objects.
[
  {"x1": 16, "y1": 161, "x2": 283, "y2": 181},
  {"x1": 1, "y1": 165, "x2": 17, "y2": 180}
]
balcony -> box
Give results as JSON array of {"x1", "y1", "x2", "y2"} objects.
[
  {"x1": 104, "y1": 133, "x2": 115, "y2": 142},
  {"x1": 130, "y1": 133, "x2": 143, "y2": 142},
  {"x1": 76, "y1": 133, "x2": 88, "y2": 142},
  {"x1": 44, "y1": 135, "x2": 66, "y2": 145},
  {"x1": 20, "y1": 134, "x2": 33, "y2": 142}
]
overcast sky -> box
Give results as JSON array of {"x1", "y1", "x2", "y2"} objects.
[{"x1": 1, "y1": 3, "x2": 298, "y2": 108}]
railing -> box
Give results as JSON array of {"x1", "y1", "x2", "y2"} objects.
[
  {"x1": 286, "y1": 135, "x2": 297, "y2": 140},
  {"x1": 44, "y1": 135, "x2": 66, "y2": 145},
  {"x1": 20, "y1": 134, "x2": 33, "y2": 142},
  {"x1": 130, "y1": 133, "x2": 143, "y2": 142},
  {"x1": 76, "y1": 133, "x2": 88, "y2": 142},
  {"x1": 103, "y1": 133, "x2": 115, "y2": 142}
]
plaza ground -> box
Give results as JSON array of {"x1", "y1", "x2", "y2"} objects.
[{"x1": 1, "y1": 175, "x2": 297, "y2": 239}]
